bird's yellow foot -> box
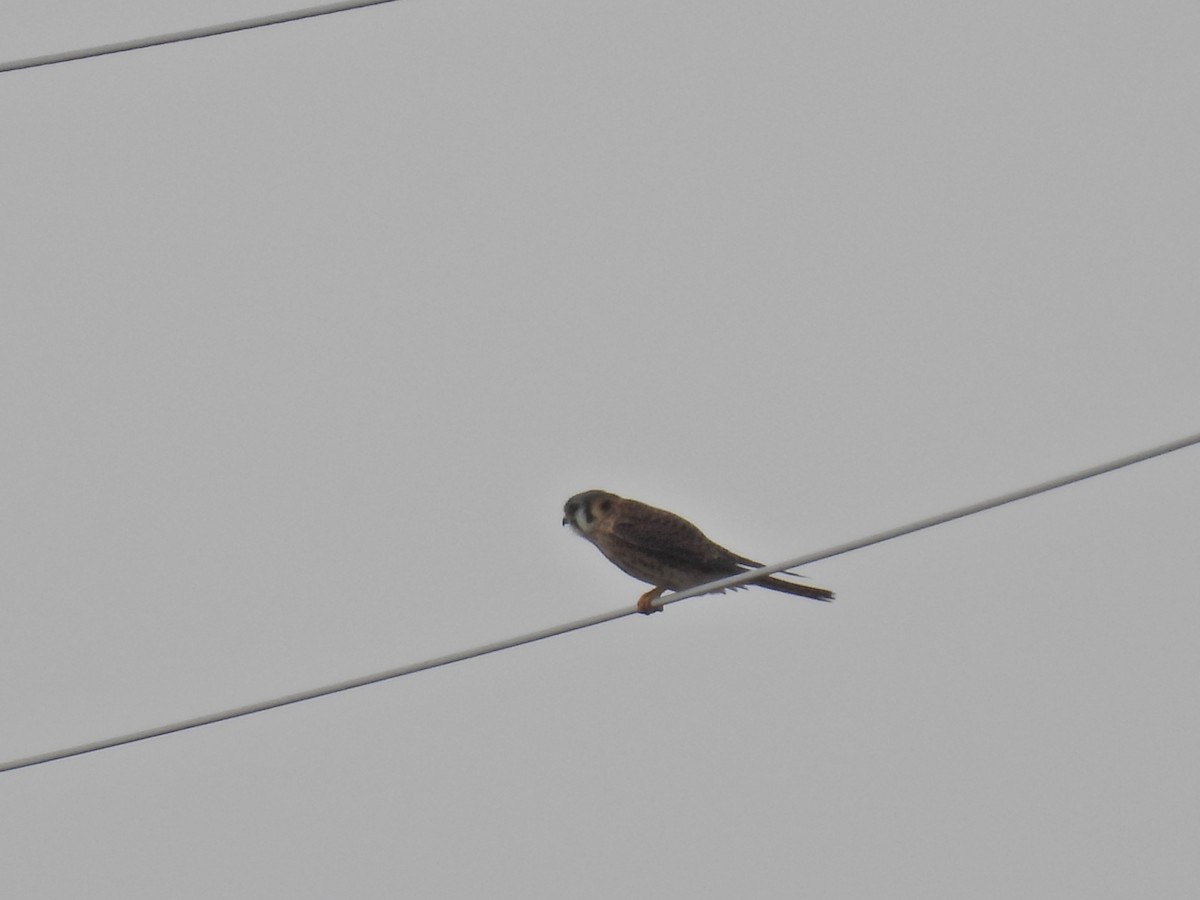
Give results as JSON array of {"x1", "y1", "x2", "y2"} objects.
[{"x1": 637, "y1": 587, "x2": 665, "y2": 615}]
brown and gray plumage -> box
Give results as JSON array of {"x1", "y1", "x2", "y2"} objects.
[{"x1": 562, "y1": 490, "x2": 834, "y2": 614}]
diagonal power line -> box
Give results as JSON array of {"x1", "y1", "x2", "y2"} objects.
[
  {"x1": 0, "y1": 0, "x2": 399, "y2": 74},
  {"x1": 2, "y1": 431, "x2": 1198, "y2": 773}
]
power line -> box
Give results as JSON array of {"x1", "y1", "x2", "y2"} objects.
[
  {"x1": 662, "y1": 430, "x2": 1200, "y2": 607},
  {"x1": 2, "y1": 431, "x2": 1197, "y2": 774},
  {"x1": 0, "y1": 0, "x2": 399, "y2": 74}
]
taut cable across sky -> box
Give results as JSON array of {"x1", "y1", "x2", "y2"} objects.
[{"x1": 2, "y1": 431, "x2": 1197, "y2": 774}]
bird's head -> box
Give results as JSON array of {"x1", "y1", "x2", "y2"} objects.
[{"x1": 563, "y1": 490, "x2": 619, "y2": 535}]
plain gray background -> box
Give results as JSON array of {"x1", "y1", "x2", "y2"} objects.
[{"x1": 3, "y1": 2, "x2": 1198, "y2": 897}]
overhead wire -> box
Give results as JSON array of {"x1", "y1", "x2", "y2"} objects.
[
  {"x1": 0, "y1": 0, "x2": 399, "y2": 74},
  {"x1": 2, "y1": 431, "x2": 1197, "y2": 774}
]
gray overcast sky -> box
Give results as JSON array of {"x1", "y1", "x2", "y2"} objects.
[{"x1": 3, "y1": 2, "x2": 1199, "y2": 897}]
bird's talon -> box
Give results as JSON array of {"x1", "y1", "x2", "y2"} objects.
[{"x1": 637, "y1": 588, "x2": 665, "y2": 615}]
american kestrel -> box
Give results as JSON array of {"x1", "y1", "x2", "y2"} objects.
[{"x1": 563, "y1": 490, "x2": 834, "y2": 614}]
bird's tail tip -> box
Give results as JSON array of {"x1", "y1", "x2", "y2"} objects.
[{"x1": 761, "y1": 576, "x2": 835, "y2": 602}]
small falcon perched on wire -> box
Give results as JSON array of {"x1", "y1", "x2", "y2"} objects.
[{"x1": 563, "y1": 490, "x2": 834, "y2": 614}]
